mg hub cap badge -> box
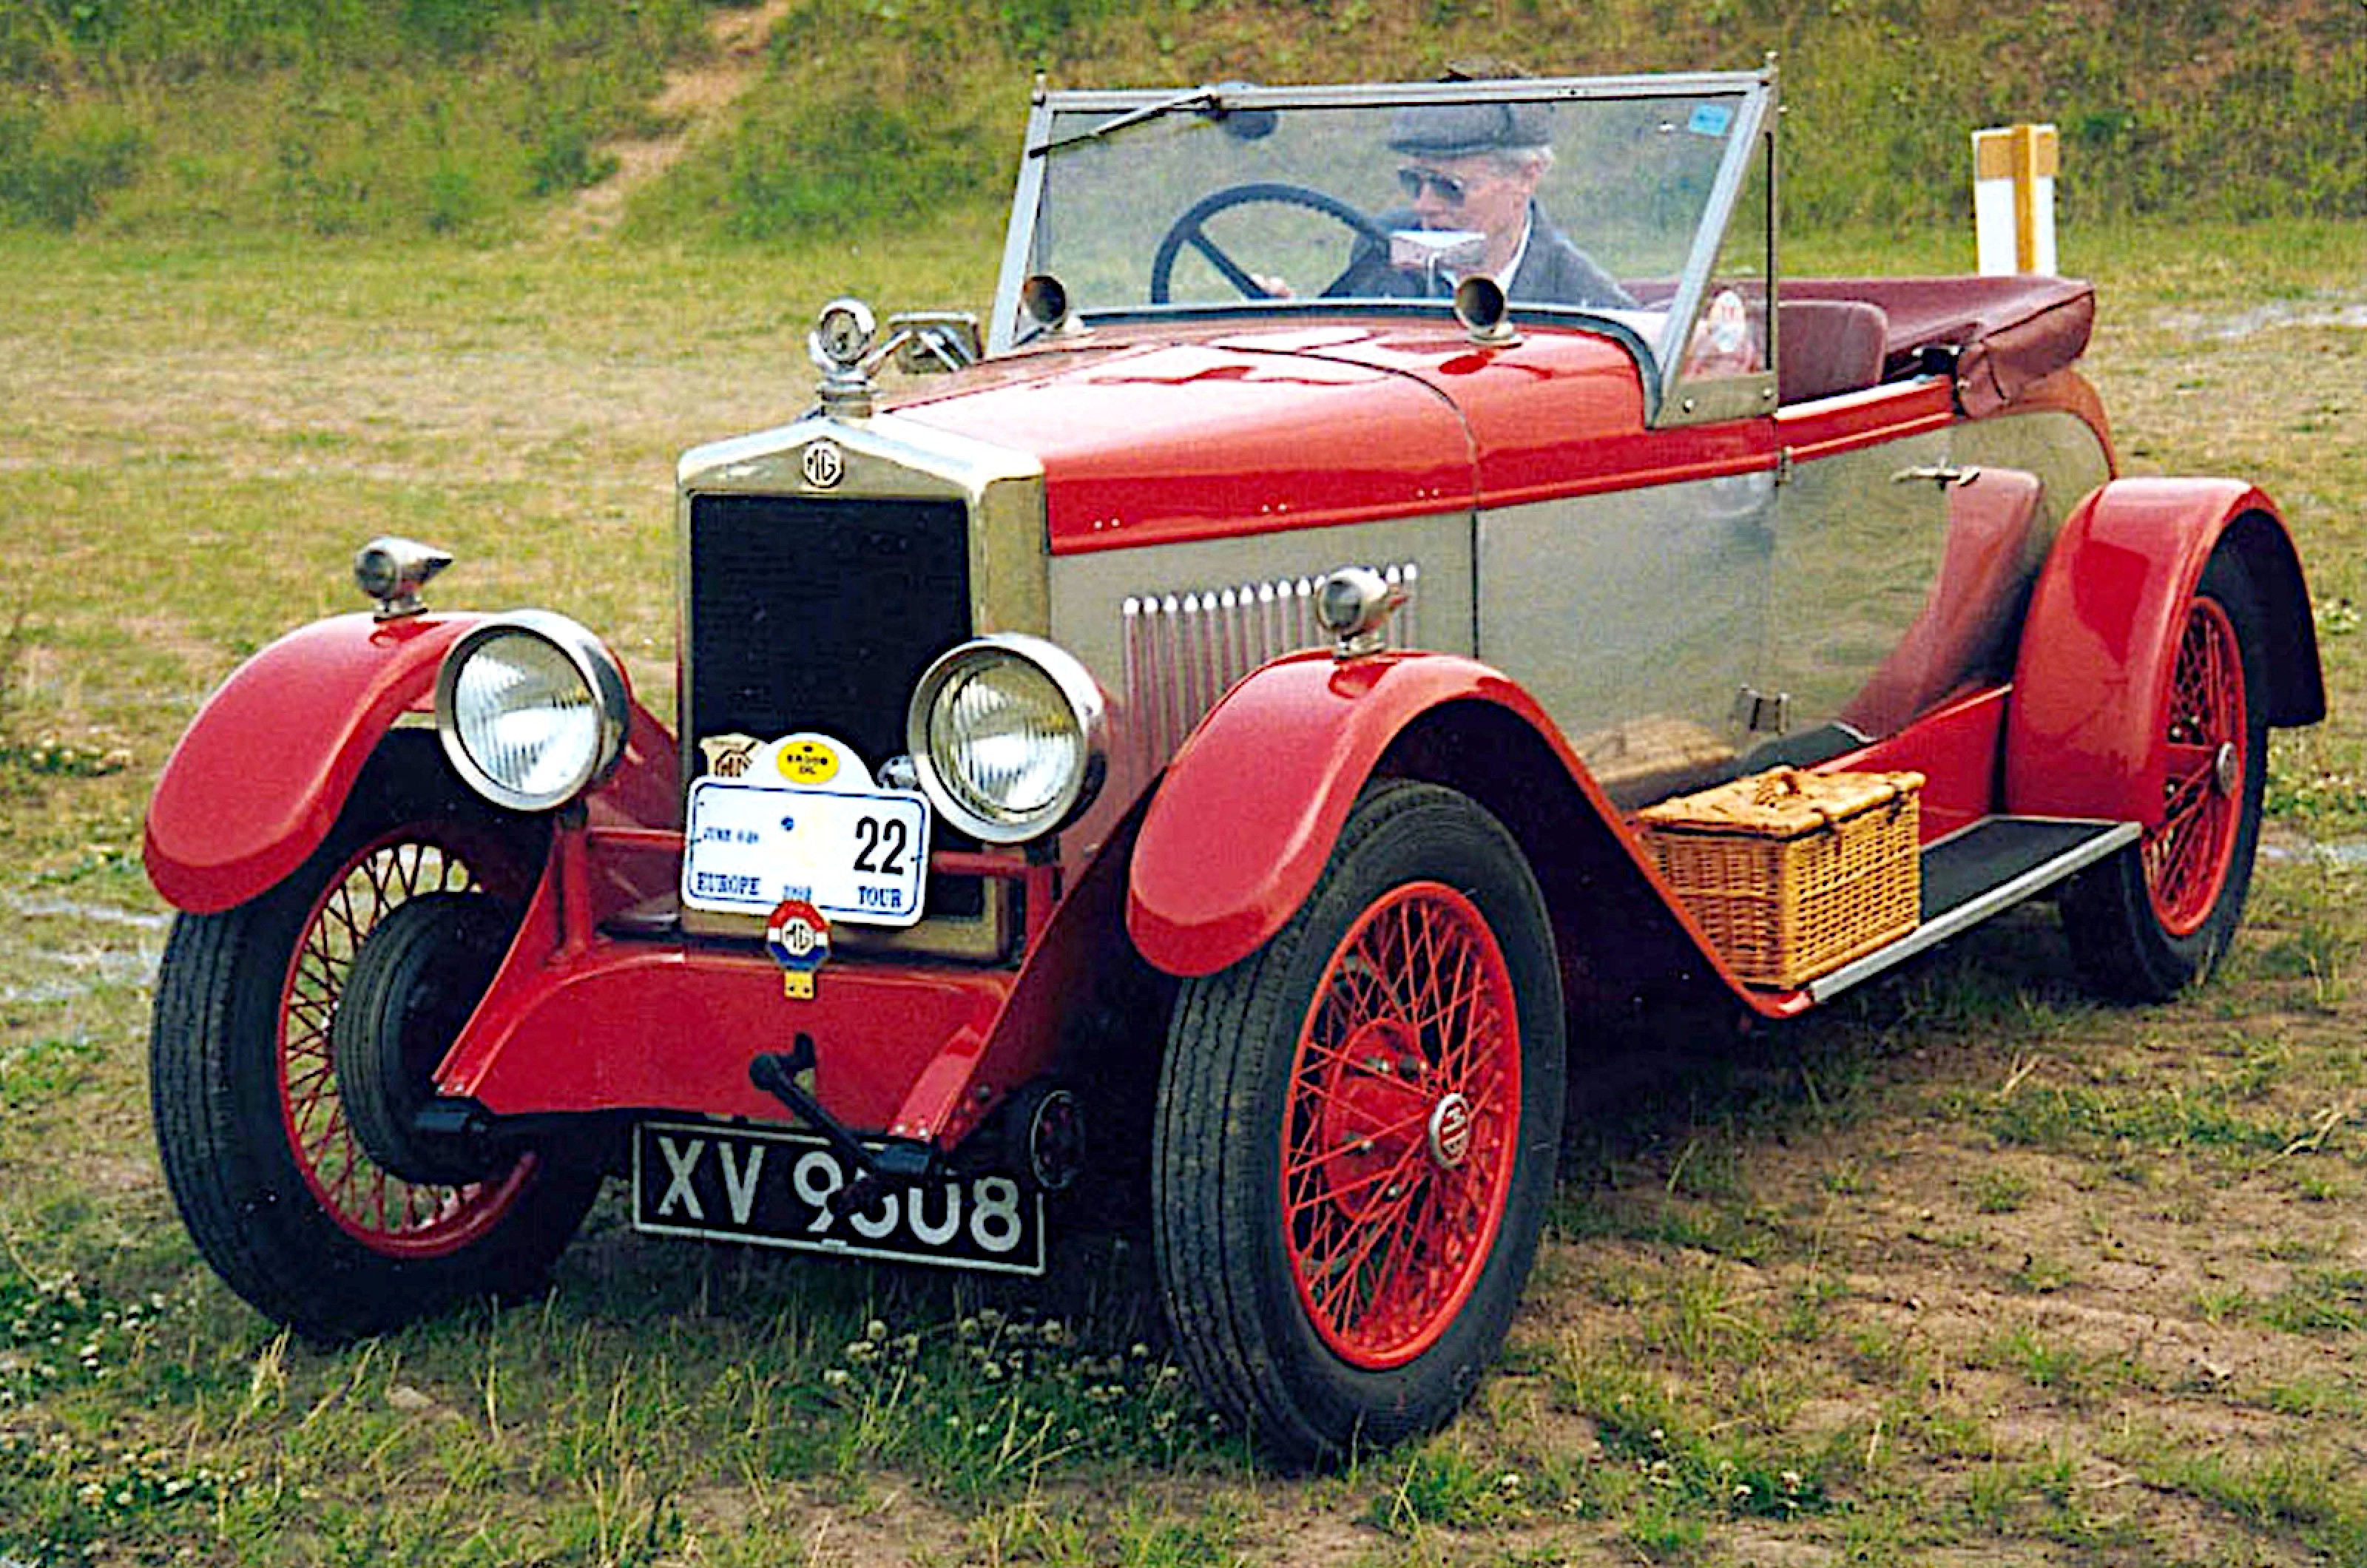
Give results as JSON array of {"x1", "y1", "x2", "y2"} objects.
[
  {"x1": 801, "y1": 439, "x2": 845, "y2": 490},
  {"x1": 1427, "y1": 1092, "x2": 1473, "y2": 1169}
]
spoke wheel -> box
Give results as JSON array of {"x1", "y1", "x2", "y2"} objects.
[
  {"x1": 1155, "y1": 781, "x2": 1563, "y2": 1464},
  {"x1": 1284, "y1": 882, "x2": 1519, "y2": 1369},
  {"x1": 285, "y1": 835, "x2": 533, "y2": 1254},
  {"x1": 2062, "y1": 547, "x2": 2269, "y2": 1001},
  {"x1": 151, "y1": 734, "x2": 601, "y2": 1341},
  {"x1": 2144, "y1": 596, "x2": 2246, "y2": 936}
]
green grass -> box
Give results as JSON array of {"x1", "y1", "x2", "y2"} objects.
[{"x1": 1, "y1": 212, "x2": 2363, "y2": 1561}]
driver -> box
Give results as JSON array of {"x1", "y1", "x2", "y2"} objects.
[{"x1": 1326, "y1": 99, "x2": 1637, "y2": 310}]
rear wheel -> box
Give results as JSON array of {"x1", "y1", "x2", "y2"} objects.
[
  {"x1": 150, "y1": 735, "x2": 601, "y2": 1340},
  {"x1": 2062, "y1": 547, "x2": 2269, "y2": 1001},
  {"x1": 1154, "y1": 781, "x2": 1564, "y2": 1462}
]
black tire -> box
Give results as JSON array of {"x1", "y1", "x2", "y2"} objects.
[
  {"x1": 149, "y1": 734, "x2": 601, "y2": 1341},
  {"x1": 1153, "y1": 780, "x2": 1564, "y2": 1463},
  {"x1": 2061, "y1": 546, "x2": 2269, "y2": 1001}
]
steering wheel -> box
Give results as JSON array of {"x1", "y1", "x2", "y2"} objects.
[{"x1": 1148, "y1": 181, "x2": 1392, "y2": 305}]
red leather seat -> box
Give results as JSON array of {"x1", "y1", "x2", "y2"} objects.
[{"x1": 1778, "y1": 299, "x2": 1890, "y2": 405}]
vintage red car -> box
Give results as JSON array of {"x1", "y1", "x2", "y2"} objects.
[{"x1": 143, "y1": 67, "x2": 2323, "y2": 1461}]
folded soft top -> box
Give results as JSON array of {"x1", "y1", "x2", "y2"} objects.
[{"x1": 1785, "y1": 274, "x2": 2096, "y2": 417}]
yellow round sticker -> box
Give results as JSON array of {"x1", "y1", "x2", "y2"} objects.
[{"x1": 775, "y1": 739, "x2": 840, "y2": 785}]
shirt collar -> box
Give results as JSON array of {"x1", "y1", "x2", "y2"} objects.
[{"x1": 1494, "y1": 206, "x2": 1535, "y2": 288}]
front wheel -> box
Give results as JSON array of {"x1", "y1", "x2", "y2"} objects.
[
  {"x1": 2061, "y1": 546, "x2": 2270, "y2": 1001},
  {"x1": 1153, "y1": 780, "x2": 1564, "y2": 1462},
  {"x1": 149, "y1": 734, "x2": 601, "y2": 1341}
]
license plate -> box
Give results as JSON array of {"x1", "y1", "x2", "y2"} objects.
[
  {"x1": 632, "y1": 1121, "x2": 1047, "y2": 1276},
  {"x1": 681, "y1": 777, "x2": 931, "y2": 926}
]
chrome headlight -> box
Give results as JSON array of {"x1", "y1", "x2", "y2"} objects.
[
  {"x1": 906, "y1": 635, "x2": 1106, "y2": 845},
  {"x1": 434, "y1": 612, "x2": 629, "y2": 812}
]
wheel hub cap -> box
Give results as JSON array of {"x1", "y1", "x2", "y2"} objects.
[
  {"x1": 1426, "y1": 1092, "x2": 1473, "y2": 1169},
  {"x1": 2214, "y1": 740, "x2": 2239, "y2": 797}
]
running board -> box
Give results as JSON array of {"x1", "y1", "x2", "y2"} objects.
[{"x1": 1806, "y1": 817, "x2": 2140, "y2": 1004}]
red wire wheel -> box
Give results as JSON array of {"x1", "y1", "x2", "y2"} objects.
[
  {"x1": 152, "y1": 734, "x2": 600, "y2": 1341},
  {"x1": 2061, "y1": 549, "x2": 2269, "y2": 1002},
  {"x1": 2142, "y1": 595, "x2": 2246, "y2": 937},
  {"x1": 1155, "y1": 780, "x2": 1564, "y2": 1463},
  {"x1": 1280, "y1": 882, "x2": 1520, "y2": 1368},
  {"x1": 278, "y1": 829, "x2": 537, "y2": 1257}
]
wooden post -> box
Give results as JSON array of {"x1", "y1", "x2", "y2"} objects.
[{"x1": 1973, "y1": 123, "x2": 2059, "y2": 275}]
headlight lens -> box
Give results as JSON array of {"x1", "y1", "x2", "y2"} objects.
[
  {"x1": 435, "y1": 612, "x2": 629, "y2": 812},
  {"x1": 907, "y1": 635, "x2": 1105, "y2": 844}
]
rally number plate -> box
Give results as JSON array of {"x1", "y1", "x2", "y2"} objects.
[
  {"x1": 632, "y1": 1121, "x2": 1047, "y2": 1277},
  {"x1": 681, "y1": 778, "x2": 931, "y2": 926}
]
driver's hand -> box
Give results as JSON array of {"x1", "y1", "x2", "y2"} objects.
[{"x1": 1249, "y1": 273, "x2": 1297, "y2": 300}]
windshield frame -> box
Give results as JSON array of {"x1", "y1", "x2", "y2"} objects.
[{"x1": 989, "y1": 69, "x2": 1778, "y2": 415}]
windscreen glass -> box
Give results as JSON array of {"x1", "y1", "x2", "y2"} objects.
[{"x1": 1021, "y1": 86, "x2": 1754, "y2": 351}]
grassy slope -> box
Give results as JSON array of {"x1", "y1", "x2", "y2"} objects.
[{"x1": 3, "y1": 0, "x2": 2364, "y2": 237}]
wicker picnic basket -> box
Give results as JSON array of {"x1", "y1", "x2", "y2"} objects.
[{"x1": 1636, "y1": 767, "x2": 1925, "y2": 988}]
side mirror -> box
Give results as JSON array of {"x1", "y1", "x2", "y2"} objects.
[{"x1": 888, "y1": 311, "x2": 983, "y2": 374}]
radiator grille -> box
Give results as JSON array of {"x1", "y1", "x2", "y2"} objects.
[{"x1": 686, "y1": 494, "x2": 972, "y2": 769}]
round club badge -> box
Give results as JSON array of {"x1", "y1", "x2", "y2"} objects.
[
  {"x1": 765, "y1": 899, "x2": 831, "y2": 1000},
  {"x1": 774, "y1": 737, "x2": 840, "y2": 785}
]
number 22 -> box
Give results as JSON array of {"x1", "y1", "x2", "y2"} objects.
[{"x1": 850, "y1": 814, "x2": 908, "y2": 876}]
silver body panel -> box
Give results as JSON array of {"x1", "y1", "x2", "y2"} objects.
[
  {"x1": 1477, "y1": 472, "x2": 1775, "y2": 801},
  {"x1": 1769, "y1": 428, "x2": 1953, "y2": 734}
]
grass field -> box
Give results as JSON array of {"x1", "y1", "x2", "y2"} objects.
[{"x1": 1, "y1": 214, "x2": 2364, "y2": 1564}]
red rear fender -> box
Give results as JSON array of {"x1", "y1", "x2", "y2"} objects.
[{"x1": 2005, "y1": 480, "x2": 2323, "y2": 825}]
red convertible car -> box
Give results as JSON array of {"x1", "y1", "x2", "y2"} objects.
[{"x1": 143, "y1": 68, "x2": 2323, "y2": 1461}]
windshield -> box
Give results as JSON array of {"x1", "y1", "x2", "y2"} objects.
[{"x1": 995, "y1": 73, "x2": 1772, "y2": 372}]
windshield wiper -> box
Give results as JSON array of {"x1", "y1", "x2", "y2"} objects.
[{"x1": 1033, "y1": 82, "x2": 1267, "y2": 156}]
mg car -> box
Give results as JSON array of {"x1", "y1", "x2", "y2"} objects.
[{"x1": 143, "y1": 67, "x2": 2324, "y2": 1461}]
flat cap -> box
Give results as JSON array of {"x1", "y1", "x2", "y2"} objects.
[{"x1": 1387, "y1": 99, "x2": 1552, "y2": 158}]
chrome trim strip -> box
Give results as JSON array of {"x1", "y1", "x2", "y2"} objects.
[
  {"x1": 991, "y1": 95, "x2": 1058, "y2": 355},
  {"x1": 1804, "y1": 820, "x2": 2139, "y2": 1004},
  {"x1": 1655, "y1": 70, "x2": 1779, "y2": 425},
  {"x1": 1033, "y1": 73, "x2": 1769, "y2": 115}
]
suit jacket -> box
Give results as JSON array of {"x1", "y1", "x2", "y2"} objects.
[{"x1": 1324, "y1": 202, "x2": 1636, "y2": 311}]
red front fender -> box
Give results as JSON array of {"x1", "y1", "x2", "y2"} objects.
[
  {"x1": 2005, "y1": 479, "x2": 2323, "y2": 825},
  {"x1": 1127, "y1": 651, "x2": 1584, "y2": 977},
  {"x1": 144, "y1": 614, "x2": 489, "y2": 913}
]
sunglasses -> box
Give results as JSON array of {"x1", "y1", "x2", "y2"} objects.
[{"x1": 1396, "y1": 166, "x2": 1471, "y2": 204}]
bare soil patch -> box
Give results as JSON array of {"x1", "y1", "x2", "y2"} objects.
[{"x1": 545, "y1": 0, "x2": 795, "y2": 243}]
